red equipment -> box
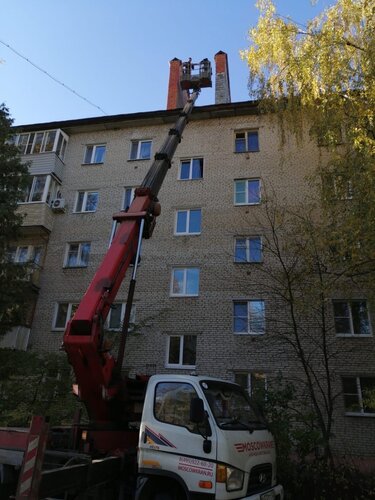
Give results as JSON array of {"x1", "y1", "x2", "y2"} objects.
[{"x1": 63, "y1": 62, "x2": 212, "y2": 428}]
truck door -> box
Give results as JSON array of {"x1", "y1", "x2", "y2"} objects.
[{"x1": 139, "y1": 380, "x2": 217, "y2": 495}]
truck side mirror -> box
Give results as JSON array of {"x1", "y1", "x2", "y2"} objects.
[{"x1": 190, "y1": 397, "x2": 205, "y2": 423}]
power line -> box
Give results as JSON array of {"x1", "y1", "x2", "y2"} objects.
[{"x1": 0, "y1": 39, "x2": 108, "y2": 116}]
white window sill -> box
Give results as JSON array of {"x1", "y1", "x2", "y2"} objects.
[
  {"x1": 73, "y1": 211, "x2": 97, "y2": 214},
  {"x1": 178, "y1": 178, "x2": 203, "y2": 181},
  {"x1": 18, "y1": 201, "x2": 46, "y2": 205},
  {"x1": 234, "y1": 203, "x2": 261, "y2": 207},
  {"x1": 165, "y1": 364, "x2": 196, "y2": 370},
  {"x1": 234, "y1": 332, "x2": 265, "y2": 336},
  {"x1": 174, "y1": 233, "x2": 201, "y2": 237},
  {"x1": 170, "y1": 294, "x2": 199, "y2": 298},
  {"x1": 234, "y1": 150, "x2": 260, "y2": 154},
  {"x1": 128, "y1": 158, "x2": 151, "y2": 162}
]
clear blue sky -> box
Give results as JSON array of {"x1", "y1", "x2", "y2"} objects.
[{"x1": 1, "y1": 0, "x2": 334, "y2": 126}]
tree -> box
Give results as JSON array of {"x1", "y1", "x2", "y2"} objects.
[
  {"x1": 0, "y1": 349, "x2": 84, "y2": 426},
  {"x1": 241, "y1": 0, "x2": 375, "y2": 266},
  {"x1": 0, "y1": 104, "x2": 30, "y2": 335},
  {"x1": 229, "y1": 188, "x2": 374, "y2": 464}
]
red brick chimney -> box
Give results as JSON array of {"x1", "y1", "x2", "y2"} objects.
[
  {"x1": 167, "y1": 58, "x2": 188, "y2": 110},
  {"x1": 214, "y1": 51, "x2": 231, "y2": 104}
]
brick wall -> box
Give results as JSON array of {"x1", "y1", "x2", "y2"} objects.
[{"x1": 25, "y1": 104, "x2": 375, "y2": 459}]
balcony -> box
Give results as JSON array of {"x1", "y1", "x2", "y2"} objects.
[
  {"x1": 17, "y1": 202, "x2": 54, "y2": 233},
  {"x1": 0, "y1": 326, "x2": 30, "y2": 351},
  {"x1": 21, "y1": 152, "x2": 65, "y2": 181}
]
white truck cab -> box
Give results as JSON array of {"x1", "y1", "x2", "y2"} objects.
[{"x1": 137, "y1": 374, "x2": 283, "y2": 500}]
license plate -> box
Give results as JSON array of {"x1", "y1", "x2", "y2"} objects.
[{"x1": 261, "y1": 491, "x2": 275, "y2": 500}]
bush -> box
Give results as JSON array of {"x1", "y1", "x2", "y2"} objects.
[{"x1": 281, "y1": 461, "x2": 375, "y2": 500}]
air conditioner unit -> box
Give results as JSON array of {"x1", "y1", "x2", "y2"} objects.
[{"x1": 51, "y1": 198, "x2": 65, "y2": 212}]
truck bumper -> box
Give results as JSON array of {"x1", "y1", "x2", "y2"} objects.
[{"x1": 242, "y1": 483, "x2": 283, "y2": 500}]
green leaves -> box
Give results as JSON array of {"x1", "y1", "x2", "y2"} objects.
[
  {"x1": 0, "y1": 104, "x2": 30, "y2": 335},
  {"x1": 0, "y1": 350, "x2": 84, "y2": 427}
]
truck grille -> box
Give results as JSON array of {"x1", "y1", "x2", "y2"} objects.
[{"x1": 247, "y1": 463, "x2": 272, "y2": 494}]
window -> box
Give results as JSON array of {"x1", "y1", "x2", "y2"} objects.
[
  {"x1": 154, "y1": 381, "x2": 199, "y2": 431},
  {"x1": 6, "y1": 245, "x2": 43, "y2": 265},
  {"x1": 22, "y1": 175, "x2": 47, "y2": 202},
  {"x1": 171, "y1": 268, "x2": 199, "y2": 296},
  {"x1": 333, "y1": 300, "x2": 371, "y2": 336},
  {"x1": 64, "y1": 242, "x2": 91, "y2": 268},
  {"x1": 14, "y1": 129, "x2": 68, "y2": 160},
  {"x1": 20, "y1": 174, "x2": 61, "y2": 204},
  {"x1": 175, "y1": 209, "x2": 201, "y2": 235},
  {"x1": 106, "y1": 303, "x2": 136, "y2": 331},
  {"x1": 234, "y1": 179, "x2": 261, "y2": 205},
  {"x1": 130, "y1": 140, "x2": 152, "y2": 160},
  {"x1": 342, "y1": 377, "x2": 375, "y2": 415},
  {"x1": 74, "y1": 191, "x2": 99, "y2": 212},
  {"x1": 235, "y1": 131, "x2": 259, "y2": 153},
  {"x1": 122, "y1": 187, "x2": 136, "y2": 210},
  {"x1": 235, "y1": 372, "x2": 267, "y2": 400},
  {"x1": 166, "y1": 335, "x2": 197, "y2": 368},
  {"x1": 234, "y1": 236, "x2": 262, "y2": 263},
  {"x1": 179, "y1": 158, "x2": 203, "y2": 180},
  {"x1": 83, "y1": 144, "x2": 106, "y2": 164},
  {"x1": 53, "y1": 303, "x2": 78, "y2": 330},
  {"x1": 233, "y1": 300, "x2": 265, "y2": 334}
]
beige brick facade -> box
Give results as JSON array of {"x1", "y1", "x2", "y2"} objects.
[{"x1": 11, "y1": 100, "x2": 375, "y2": 460}]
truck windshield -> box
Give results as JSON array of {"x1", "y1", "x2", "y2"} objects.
[{"x1": 200, "y1": 380, "x2": 266, "y2": 431}]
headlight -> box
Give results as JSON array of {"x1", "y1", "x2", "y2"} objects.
[
  {"x1": 216, "y1": 464, "x2": 244, "y2": 492},
  {"x1": 226, "y1": 466, "x2": 244, "y2": 491}
]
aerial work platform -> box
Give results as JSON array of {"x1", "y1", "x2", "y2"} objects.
[{"x1": 180, "y1": 58, "x2": 212, "y2": 90}]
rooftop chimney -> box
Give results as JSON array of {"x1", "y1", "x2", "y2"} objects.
[
  {"x1": 214, "y1": 51, "x2": 231, "y2": 104},
  {"x1": 167, "y1": 58, "x2": 188, "y2": 110}
]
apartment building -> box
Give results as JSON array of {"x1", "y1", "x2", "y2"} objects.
[{"x1": 3, "y1": 52, "x2": 374, "y2": 461}]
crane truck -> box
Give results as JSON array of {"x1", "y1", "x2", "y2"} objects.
[{"x1": 0, "y1": 59, "x2": 283, "y2": 500}]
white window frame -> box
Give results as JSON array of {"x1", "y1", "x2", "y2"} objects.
[
  {"x1": 234, "y1": 130, "x2": 259, "y2": 153},
  {"x1": 22, "y1": 175, "x2": 48, "y2": 203},
  {"x1": 233, "y1": 300, "x2": 266, "y2": 335},
  {"x1": 74, "y1": 191, "x2": 99, "y2": 213},
  {"x1": 83, "y1": 144, "x2": 106, "y2": 164},
  {"x1": 15, "y1": 129, "x2": 68, "y2": 159},
  {"x1": 122, "y1": 187, "x2": 137, "y2": 210},
  {"x1": 342, "y1": 376, "x2": 375, "y2": 416},
  {"x1": 64, "y1": 242, "x2": 91, "y2": 268},
  {"x1": 7, "y1": 245, "x2": 42, "y2": 264},
  {"x1": 234, "y1": 372, "x2": 267, "y2": 397},
  {"x1": 333, "y1": 300, "x2": 371, "y2": 337},
  {"x1": 165, "y1": 335, "x2": 197, "y2": 369},
  {"x1": 234, "y1": 179, "x2": 261, "y2": 206},
  {"x1": 178, "y1": 158, "x2": 204, "y2": 180},
  {"x1": 234, "y1": 236, "x2": 262, "y2": 263},
  {"x1": 170, "y1": 268, "x2": 200, "y2": 297},
  {"x1": 175, "y1": 209, "x2": 202, "y2": 235},
  {"x1": 52, "y1": 303, "x2": 78, "y2": 330},
  {"x1": 105, "y1": 303, "x2": 136, "y2": 331},
  {"x1": 129, "y1": 140, "x2": 152, "y2": 160},
  {"x1": 19, "y1": 174, "x2": 61, "y2": 205}
]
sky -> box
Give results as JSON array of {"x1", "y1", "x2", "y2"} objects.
[{"x1": 1, "y1": 0, "x2": 335, "y2": 126}]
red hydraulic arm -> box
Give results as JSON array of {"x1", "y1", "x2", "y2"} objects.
[{"x1": 63, "y1": 62, "x2": 211, "y2": 424}]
